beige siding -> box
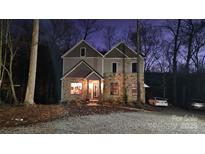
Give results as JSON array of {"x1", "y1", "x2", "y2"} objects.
[
  {"x1": 104, "y1": 48, "x2": 126, "y2": 58},
  {"x1": 65, "y1": 41, "x2": 102, "y2": 57},
  {"x1": 63, "y1": 57, "x2": 103, "y2": 76},
  {"x1": 103, "y1": 58, "x2": 144, "y2": 74}
]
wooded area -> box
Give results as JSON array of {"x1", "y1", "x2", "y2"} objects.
[{"x1": 1, "y1": 19, "x2": 205, "y2": 106}]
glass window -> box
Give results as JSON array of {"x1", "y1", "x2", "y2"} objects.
[
  {"x1": 80, "y1": 47, "x2": 86, "y2": 57},
  {"x1": 112, "y1": 63, "x2": 117, "y2": 73},
  {"x1": 132, "y1": 63, "x2": 137, "y2": 73},
  {"x1": 70, "y1": 83, "x2": 82, "y2": 94},
  {"x1": 132, "y1": 84, "x2": 137, "y2": 96},
  {"x1": 110, "y1": 83, "x2": 119, "y2": 95}
]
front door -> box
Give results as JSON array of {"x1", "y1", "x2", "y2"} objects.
[
  {"x1": 93, "y1": 82, "x2": 99, "y2": 98},
  {"x1": 89, "y1": 80, "x2": 99, "y2": 100}
]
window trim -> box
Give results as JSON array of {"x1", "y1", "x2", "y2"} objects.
[
  {"x1": 80, "y1": 47, "x2": 86, "y2": 57},
  {"x1": 110, "y1": 82, "x2": 119, "y2": 95},
  {"x1": 70, "y1": 82, "x2": 83, "y2": 95},
  {"x1": 132, "y1": 83, "x2": 137, "y2": 96},
  {"x1": 112, "y1": 62, "x2": 118, "y2": 73},
  {"x1": 131, "y1": 62, "x2": 137, "y2": 73}
]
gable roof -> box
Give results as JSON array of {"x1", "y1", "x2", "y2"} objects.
[
  {"x1": 104, "y1": 47, "x2": 129, "y2": 58},
  {"x1": 61, "y1": 60, "x2": 103, "y2": 80},
  {"x1": 116, "y1": 42, "x2": 137, "y2": 57},
  {"x1": 85, "y1": 71, "x2": 103, "y2": 80},
  {"x1": 104, "y1": 42, "x2": 144, "y2": 59},
  {"x1": 61, "y1": 40, "x2": 103, "y2": 58}
]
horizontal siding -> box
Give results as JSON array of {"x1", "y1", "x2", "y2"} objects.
[
  {"x1": 104, "y1": 58, "x2": 143, "y2": 74},
  {"x1": 63, "y1": 57, "x2": 103, "y2": 76},
  {"x1": 65, "y1": 41, "x2": 102, "y2": 57}
]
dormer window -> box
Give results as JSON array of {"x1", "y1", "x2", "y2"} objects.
[{"x1": 80, "y1": 47, "x2": 86, "y2": 57}]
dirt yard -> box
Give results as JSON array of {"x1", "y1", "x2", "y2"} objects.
[
  {"x1": 0, "y1": 102, "x2": 135, "y2": 129},
  {"x1": 1, "y1": 103, "x2": 205, "y2": 134},
  {"x1": 1, "y1": 109, "x2": 205, "y2": 134}
]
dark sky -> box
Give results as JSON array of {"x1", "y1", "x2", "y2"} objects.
[
  {"x1": 90, "y1": 19, "x2": 135, "y2": 49},
  {"x1": 40, "y1": 19, "x2": 167, "y2": 50},
  {"x1": 87, "y1": 19, "x2": 165, "y2": 49}
]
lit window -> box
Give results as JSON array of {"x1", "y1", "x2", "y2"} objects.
[
  {"x1": 132, "y1": 84, "x2": 137, "y2": 96},
  {"x1": 80, "y1": 47, "x2": 86, "y2": 57},
  {"x1": 132, "y1": 63, "x2": 137, "y2": 73},
  {"x1": 70, "y1": 83, "x2": 82, "y2": 94},
  {"x1": 110, "y1": 83, "x2": 119, "y2": 95},
  {"x1": 112, "y1": 63, "x2": 117, "y2": 73}
]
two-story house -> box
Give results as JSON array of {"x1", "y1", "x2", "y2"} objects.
[{"x1": 61, "y1": 40, "x2": 145, "y2": 104}]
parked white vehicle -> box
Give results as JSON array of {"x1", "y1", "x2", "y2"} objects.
[{"x1": 148, "y1": 97, "x2": 168, "y2": 107}]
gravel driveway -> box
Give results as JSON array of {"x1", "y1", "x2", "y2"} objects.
[{"x1": 1, "y1": 110, "x2": 205, "y2": 134}]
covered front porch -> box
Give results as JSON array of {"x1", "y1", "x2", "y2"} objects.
[
  {"x1": 85, "y1": 72, "x2": 104, "y2": 101},
  {"x1": 61, "y1": 60, "x2": 104, "y2": 102}
]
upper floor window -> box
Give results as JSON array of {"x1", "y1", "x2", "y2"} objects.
[
  {"x1": 132, "y1": 62, "x2": 137, "y2": 73},
  {"x1": 80, "y1": 47, "x2": 86, "y2": 57},
  {"x1": 112, "y1": 62, "x2": 117, "y2": 73}
]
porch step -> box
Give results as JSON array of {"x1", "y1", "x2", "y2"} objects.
[
  {"x1": 89, "y1": 99, "x2": 98, "y2": 102},
  {"x1": 87, "y1": 102, "x2": 99, "y2": 106}
]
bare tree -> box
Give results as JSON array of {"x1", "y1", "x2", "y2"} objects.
[
  {"x1": 121, "y1": 26, "x2": 132, "y2": 45},
  {"x1": 136, "y1": 20, "x2": 142, "y2": 104},
  {"x1": 191, "y1": 31, "x2": 205, "y2": 72},
  {"x1": 0, "y1": 20, "x2": 8, "y2": 88},
  {"x1": 78, "y1": 19, "x2": 102, "y2": 40},
  {"x1": 181, "y1": 19, "x2": 205, "y2": 74},
  {"x1": 0, "y1": 20, "x2": 4, "y2": 87},
  {"x1": 152, "y1": 40, "x2": 172, "y2": 98},
  {"x1": 0, "y1": 20, "x2": 18, "y2": 103},
  {"x1": 24, "y1": 19, "x2": 39, "y2": 105},
  {"x1": 103, "y1": 26, "x2": 116, "y2": 50},
  {"x1": 46, "y1": 20, "x2": 79, "y2": 52},
  {"x1": 164, "y1": 19, "x2": 182, "y2": 105},
  {"x1": 161, "y1": 40, "x2": 173, "y2": 72},
  {"x1": 189, "y1": 27, "x2": 205, "y2": 97},
  {"x1": 130, "y1": 22, "x2": 162, "y2": 71}
]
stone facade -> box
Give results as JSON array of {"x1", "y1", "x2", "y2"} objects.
[
  {"x1": 103, "y1": 73, "x2": 145, "y2": 104},
  {"x1": 61, "y1": 40, "x2": 145, "y2": 104},
  {"x1": 61, "y1": 77, "x2": 88, "y2": 101},
  {"x1": 61, "y1": 76, "x2": 104, "y2": 102},
  {"x1": 61, "y1": 73, "x2": 145, "y2": 104}
]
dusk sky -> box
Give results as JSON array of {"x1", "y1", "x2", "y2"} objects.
[
  {"x1": 39, "y1": 19, "x2": 169, "y2": 50},
  {"x1": 91, "y1": 19, "x2": 136, "y2": 49},
  {"x1": 77, "y1": 19, "x2": 166, "y2": 49}
]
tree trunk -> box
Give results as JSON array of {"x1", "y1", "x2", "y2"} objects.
[
  {"x1": 184, "y1": 21, "x2": 194, "y2": 106},
  {"x1": 122, "y1": 44, "x2": 127, "y2": 105},
  {"x1": 185, "y1": 34, "x2": 193, "y2": 74},
  {"x1": 24, "y1": 19, "x2": 39, "y2": 105},
  {"x1": 8, "y1": 73, "x2": 18, "y2": 103},
  {"x1": 172, "y1": 19, "x2": 181, "y2": 105},
  {"x1": 0, "y1": 20, "x2": 2, "y2": 86},
  {"x1": 0, "y1": 20, "x2": 19, "y2": 104},
  {"x1": 162, "y1": 73, "x2": 166, "y2": 98},
  {"x1": 136, "y1": 20, "x2": 142, "y2": 103}
]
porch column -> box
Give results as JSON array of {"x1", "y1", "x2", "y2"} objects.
[
  {"x1": 99, "y1": 79, "x2": 101, "y2": 95},
  {"x1": 87, "y1": 79, "x2": 89, "y2": 100}
]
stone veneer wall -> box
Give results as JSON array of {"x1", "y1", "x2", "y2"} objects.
[
  {"x1": 61, "y1": 77, "x2": 88, "y2": 101},
  {"x1": 103, "y1": 73, "x2": 145, "y2": 104},
  {"x1": 61, "y1": 74, "x2": 145, "y2": 104}
]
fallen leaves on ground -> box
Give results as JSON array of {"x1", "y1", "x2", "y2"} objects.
[
  {"x1": 64, "y1": 102, "x2": 134, "y2": 117},
  {"x1": 0, "y1": 102, "x2": 135, "y2": 128},
  {"x1": 0, "y1": 105, "x2": 66, "y2": 128}
]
